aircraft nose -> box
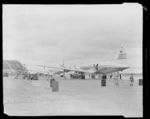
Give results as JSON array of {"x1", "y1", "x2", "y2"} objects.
[
  {"x1": 125, "y1": 66, "x2": 130, "y2": 69},
  {"x1": 122, "y1": 66, "x2": 129, "y2": 70}
]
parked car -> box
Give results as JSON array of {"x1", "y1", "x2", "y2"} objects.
[
  {"x1": 31, "y1": 74, "x2": 38, "y2": 80},
  {"x1": 3, "y1": 72, "x2": 9, "y2": 77}
]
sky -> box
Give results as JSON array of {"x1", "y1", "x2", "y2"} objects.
[{"x1": 3, "y1": 3, "x2": 142, "y2": 69}]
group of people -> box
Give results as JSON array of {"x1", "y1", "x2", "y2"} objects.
[
  {"x1": 111, "y1": 72, "x2": 134, "y2": 86},
  {"x1": 113, "y1": 72, "x2": 120, "y2": 86}
]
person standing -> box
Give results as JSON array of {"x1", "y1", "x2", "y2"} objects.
[
  {"x1": 130, "y1": 74, "x2": 134, "y2": 86},
  {"x1": 70, "y1": 74, "x2": 72, "y2": 79},
  {"x1": 114, "y1": 73, "x2": 119, "y2": 86},
  {"x1": 110, "y1": 74, "x2": 112, "y2": 79},
  {"x1": 113, "y1": 73, "x2": 116, "y2": 85},
  {"x1": 47, "y1": 73, "x2": 52, "y2": 81},
  {"x1": 28, "y1": 72, "x2": 31, "y2": 80},
  {"x1": 120, "y1": 73, "x2": 122, "y2": 80}
]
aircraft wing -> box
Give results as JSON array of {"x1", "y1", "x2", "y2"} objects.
[
  {"x1": 37, "y1": 65, "x2": 129, "y2": 74},
  {"x1": 37, "y1": 65, "x2": 96, "y2": 74},
  {"x1": 73, "y1": 66, "x2": 129, "y2": 74},
  {"x1": 27, "y1": 69, "x2": 48, "y2": 74},
  {"x1": 67, "y1": 68, "x2": 96, "y2": 74}
]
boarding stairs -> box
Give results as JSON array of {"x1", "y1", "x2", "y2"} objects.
[{"x1": 15, "y1": 69, "x2": 25, "y2": 79}]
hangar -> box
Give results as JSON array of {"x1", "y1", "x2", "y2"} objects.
[{"x1": 3, "y1": 60, "x2": 26, "y2": 75}]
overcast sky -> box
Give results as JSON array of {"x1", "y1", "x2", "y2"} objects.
[{"x1": 3, "y1": 4, "x2": 142, "y2": 68}]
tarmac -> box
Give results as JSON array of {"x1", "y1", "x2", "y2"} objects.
[{"x1": 3, "y1": 76, "x2": 143, "y2": 117}]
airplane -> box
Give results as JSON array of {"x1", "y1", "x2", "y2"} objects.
[
  {"x1": 37, "y1": 62, "x2": 129, "y2": 79},
  {"x1": 37, "y1": 47, "x2": 129, "y2": 79}
]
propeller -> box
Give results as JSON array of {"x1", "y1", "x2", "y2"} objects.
[
  {"x1": 60, "y1": 60, "x2": 66, "y2": 79},
  {"x1": 93, "y1": 64, "x2": 99, "y2": 71}
]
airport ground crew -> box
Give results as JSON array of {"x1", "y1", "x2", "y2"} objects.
[
  {"x1": 110, "y1": 74, "x2": 112, "y2": 79},
  {"x1": 102, "y1": 74, "x2": 107, "y2": 82},
  {"x1": 130, "y1": 74, "x2": 134, "y2": 86},
  {"x1": 114, "y1": 73, "x2": 119, "y2": 86},
  {"x1": 70, "y1": 74, "x2": 73, "y2": 79},
  {"x1": 27, "y1": 73, "x2": 31, "y2": 80},
  {"x1": 102, "y1": 74, "x2": 107, "y2": 80},
  {"x1": 30, "y1": 75, "x2": 33, "y2": 80},
  {"x1": 35, "y1": 73, "x2": 38, "y2": 80},
  {"x1": 120, "y1": 73, "x2": 122, "y2": 80},
  {"x1": 50, "y1": 78, "x2": 55, "y2": 87}
]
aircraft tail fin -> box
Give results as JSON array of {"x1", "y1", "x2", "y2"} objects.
[
  {"x1": 117, "y1": 47, "x2": 127, "y2": 65},
  {"x1": 60, "y1": 59, "x2": 65, "y2": 68}
]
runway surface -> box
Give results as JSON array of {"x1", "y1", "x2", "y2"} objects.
[{"x1": 3, "y1": 76, "x2": 143, "y2": 117}]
